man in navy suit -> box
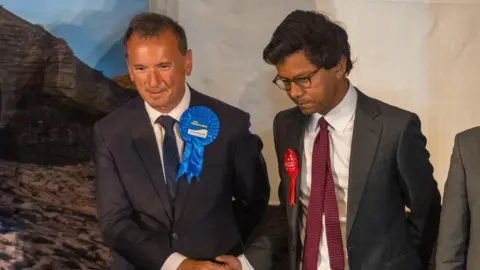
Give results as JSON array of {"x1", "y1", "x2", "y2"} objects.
[{"x1": 93, "y1": 12, "x2": 270, "y2": 270}]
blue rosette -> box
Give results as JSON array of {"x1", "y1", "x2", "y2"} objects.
[{"x1": 177, "y1": 106, "x2": 220, "y2": 183}]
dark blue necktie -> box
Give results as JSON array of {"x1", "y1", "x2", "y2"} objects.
[{"x1": 156, "y1": 115, "x2": 179, "y2": 201}]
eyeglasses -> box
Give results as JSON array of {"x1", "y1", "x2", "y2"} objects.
[{"x1": 272, "y1": 68, "x2": 321, "y2": 91}]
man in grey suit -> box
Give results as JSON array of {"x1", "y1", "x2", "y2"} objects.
[
  {"x1": 436, "y1": 127, "x2": 480, "y2": 270},
  {"x1": 217, "y1": 10, "x2": 441, "y2": 270}
]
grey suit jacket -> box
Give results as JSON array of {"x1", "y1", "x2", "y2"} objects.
[
  {"x1": 245, "y1": 89, "x2": 441, "y2": 270},
  {"x1": 436, "y1": 127, "x2": 480, "y2": 270}
]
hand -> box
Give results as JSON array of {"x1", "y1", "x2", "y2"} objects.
[
  {"x1": 215, "y1": 256, "x2": 241, "y2": 270},
  {"x1": 178, "y1": 259, "x2": 227, "y2": 270}
]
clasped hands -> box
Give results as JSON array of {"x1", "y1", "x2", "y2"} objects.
[{"x1": 178, "y1": 256, "x2": 242, "y2": 270}]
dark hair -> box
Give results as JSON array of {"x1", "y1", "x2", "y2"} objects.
[
  {"x1": 263, "y1": 10, "x2": 353, "y2": 75},
  {"x1": 123, "y1": 12, "x2": 188, "y2": 56}
]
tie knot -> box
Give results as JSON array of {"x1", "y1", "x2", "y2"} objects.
[
  {"x1": 156, "y1": 115, "x2": 177, "y2": 130},
  {"x1": 317, "y1": 117, "x2": 328, "y2": 130}
]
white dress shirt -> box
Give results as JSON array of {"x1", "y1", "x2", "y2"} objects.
[
  {"x1": 144, "y1": 84, "x2": 190, "y2": 270},
  {"x1": 299, "y1": 84, "x2": 357, "y2": 270},
  {"x1": 240, "y1": 83, "x2": 357, "y2": 270},
  {"x1": 148, "y1": 85, "x2": 251, "y2": 269}
]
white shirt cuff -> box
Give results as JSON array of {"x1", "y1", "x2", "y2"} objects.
[
  {"x1": 238, "y1": 254, "x2": 254, "y2": 270},
  {"x1": 161, "y1": 252, "x2": 187, "y2": 270}
]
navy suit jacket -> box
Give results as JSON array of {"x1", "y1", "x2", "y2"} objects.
[{"x1": 94, "y1": 88, "x2": 270, "y2": 269}]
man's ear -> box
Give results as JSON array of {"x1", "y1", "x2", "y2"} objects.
[
  {"x1": 335, "y1": 55, "x2": 347, "y2": 78},
  {"x1": 185, "y1": 49, "x2": 193, "y2": 76}
]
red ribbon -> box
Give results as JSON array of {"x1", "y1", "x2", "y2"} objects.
[{"x1": 284, "y1": 149, "x2": 299, "y2": 206}]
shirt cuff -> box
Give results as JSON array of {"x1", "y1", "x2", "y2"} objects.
[
  {"x1": 238, "y1": 254, "x2": 254, "y2": 270},
  {"x1": 161, "y1": 252, "x2": 187, "y2": 270}
]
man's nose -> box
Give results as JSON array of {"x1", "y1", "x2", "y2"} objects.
[
  {"x1": 147, "y1": 71, "x2": 161, "y2": 88},
  {"x1": 289, "y1": 83, "x2": 303, "y2": 99}
]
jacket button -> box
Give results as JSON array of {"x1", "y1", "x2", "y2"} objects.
[{"x1": 171, "y1": 232, "x2": 179, "y2": 240}]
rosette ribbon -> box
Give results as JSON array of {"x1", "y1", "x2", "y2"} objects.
[{"x1": 177, "y1": 106, "x2": 220, "y2": 183}]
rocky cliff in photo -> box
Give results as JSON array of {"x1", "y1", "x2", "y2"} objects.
[{"x1": 0, "y1": 5, "x2": 137, "y2": 268}]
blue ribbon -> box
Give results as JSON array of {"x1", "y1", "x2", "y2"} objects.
[{"x1": 178, "y1": 106, "x2": 220, "y2": 183}]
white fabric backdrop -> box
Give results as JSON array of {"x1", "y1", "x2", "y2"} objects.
[{"x1": 150, "y1": 0, "x2": 480, "y2": 204}]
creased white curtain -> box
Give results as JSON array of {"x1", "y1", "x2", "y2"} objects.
[{"x1": 150, "y1": 0, "x2": 480, "y2": 203}]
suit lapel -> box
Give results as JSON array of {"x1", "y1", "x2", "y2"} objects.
[
  {"x1": 173, "y1": 87, "x2": 202, "y2": 222},
  {"x1": 129, "y1": 97, "x2": 173, "y2": 221},
  {"x1": 286, "y1": 108, "x2": 309, "y2": 208},
  {"x1": 280, "y1": 108, "x2": 308, "y2": 270},
  {"x1": 347, "y1": 90, "x2": 382, "y2": 238},
  {"x1": 279, "y1": 108, "x2": 308, "y2": 260}
]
